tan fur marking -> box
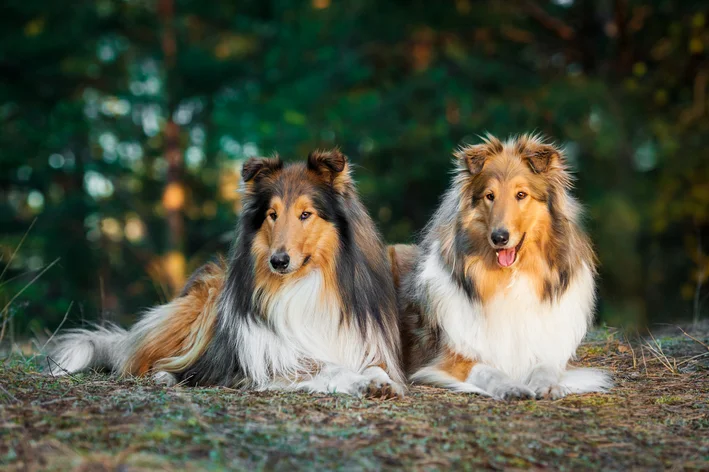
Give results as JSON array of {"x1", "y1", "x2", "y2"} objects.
[
  {"x1": 438, "y1": 349, "x2": 477, "y2": 381},
  {"x1": 252, "y1": 193, "x2": 341, "y2": 314},
  {"x1": 367, "y1": 361, "x2": 389, "y2": 372},
  {"x1": 444, "y1": 137, "x2": 593, "y2": 303},
  {"x1": 126, "y1": 262, "x2": 225, "y2": 375},
  {"x1": 388, "y1": 246, "x2": 399, "y2": 288},
  {"x1": 461, "y1": 199, "x2": 553, "y2": 302},
  {"x1": 402, "y1": 135, "x2": 597, "y2": 378},
  {"x1": 388, "y1": 244, "x2": 419, "y2": 290}
]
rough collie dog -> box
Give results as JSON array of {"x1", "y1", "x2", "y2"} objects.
[
  {"x1": 49, "y1": 150, "x2": 405, "y2": 397},
  {"x1": 399, "y1": 134, "x2": 611, "y2": 400}
]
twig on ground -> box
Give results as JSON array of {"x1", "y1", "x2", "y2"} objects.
[
  {"x1": 0, "y1": 383, "x2": 21, "y2": 403},
  {"x1": 626, "y1": 336, "x2": 638, "y2": 370},
  {"x1": 45, "y1": 356, "x2": 80, "y2": 382},
  {"x1": 644, "y1": 332, "x2": 679, "y2": 374},
  {"x1": 677, "y1": 351, "x2": 709, "y2": 367},
  {"x1": 640, "y1": 345, "x2": 648, "y2": 375},
  {"x1": 35, "y1": 396, "x2": 78, "y2": 406},
  {"x1": 41, "y1": 302, "x2": 74, "y2": 351},
  {"x1": 677, "y1": 326, "x2": 709, "y2": 352},
  {"x1": 175, "y1": 374, "x2": 194, "y2": 388}
]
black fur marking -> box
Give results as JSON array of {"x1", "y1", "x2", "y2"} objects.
[
  {"x1": 558, "y1": 269, "x2": 570, "y2": 293},
  {"x1": 310, "y1": 181, "x2": 396, "y2": 335},
  {"x1": 176, "y1": 181, "x2": 274, "y2": 386},
  {"x1": 178, "y1": 161, "x2": 397, "y2": 386},
  {"x1": 542, "y1": 189, "x2": 574, "y2": 302},
  {"x1": 242, "y1": 157, "x2": 283, "y2": 182},
  {"x1": 177, "y1": 262, "x2": 216, "y2": 298},
  {"x1": 176, "y1": 317, "x2": 244, "y2": 387},
  {"x1": 230, "y1": 180, "x2": 275, "y2": 323},
  {"x1": 542, "y1": 279, "x2": 553, "y2": 301},
  {"x1": 450, "y1": 229, "x2": 479, "y2": 300}
]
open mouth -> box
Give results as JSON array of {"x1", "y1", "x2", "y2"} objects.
[{"x1": 495, "y1": 233, "x2": 526, "y2": 268}]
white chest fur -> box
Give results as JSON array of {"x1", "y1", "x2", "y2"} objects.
[
  {"x1": 235, "y1": 271, "x2": 377, "y2": 387},
  {"x1": 420, "y1": 242, "x2": 595, "y2": 382}
]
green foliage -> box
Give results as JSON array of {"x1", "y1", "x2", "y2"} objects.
[{"x1": 1, "y1": 0, "x2": 709, "y2": 332}]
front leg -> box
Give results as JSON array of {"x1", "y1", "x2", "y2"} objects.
[
  {"x1": 293, "y1": 364, "x2": 404, "y2": 398},
  {"x1": 411, "y1": 352, "x2": 534, "y2": 400},
  {"x1": 360, "y1": 365, "x2": 406, "y2": 398},
  {"x1": 526, "y1": 364, "x2": 569, "y2": 400},
  {"x1": 467, "y1": 364, "x2": 535, "y2": 400}
]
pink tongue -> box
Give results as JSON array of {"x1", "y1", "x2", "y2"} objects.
[{"x1": 497, "y1": 248, "x2": 516, "y2": 267}]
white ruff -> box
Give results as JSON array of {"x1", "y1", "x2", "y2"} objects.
[
  {"x1": 235, "y1": 270, "x2": 379, "y2": 389},
  {"x1": 419, "y1": 241, "x2": 595, "y2": 383}
]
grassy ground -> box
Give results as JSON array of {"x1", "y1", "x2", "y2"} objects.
[{"x1": 1, "y1": 328, "x2": 708, "y2": 471}]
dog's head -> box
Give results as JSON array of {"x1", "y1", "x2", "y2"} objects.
[
  {"x1": 241, "y1": 149, "x2": 351, "y2": 278},
  {"x1": 454, "y1": 134, "x2": 569, "y2": 269}
]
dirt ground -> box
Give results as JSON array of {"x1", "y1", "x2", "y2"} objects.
[{"x1": 1, "y1": 327, "x2": 708, "y2": 471}]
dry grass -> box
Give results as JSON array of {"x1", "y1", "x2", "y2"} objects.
[{"x1": 1, "y1": 327, "x2": 708, "y2": 471}]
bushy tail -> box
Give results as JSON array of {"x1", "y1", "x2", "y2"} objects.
[
  {"x1": 560, "y1": 368, "x2": 613, "y2": 394},
  {"x1": 47, "y1": 325, "x2": 129, "y2": 376}
]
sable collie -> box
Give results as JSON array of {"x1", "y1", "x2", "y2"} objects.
[
  {"x1": 50, "y1": 150, "x2": 405, "y2": 397},
  {"x1": 398, "y1": 134, "x2": 611, "y2": 400}
]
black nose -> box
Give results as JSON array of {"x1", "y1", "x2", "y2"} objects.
[
  {"x1": 269, "y1": 252, "x2": 290, "y2": 271},
  {"x1": 491, "y1": 229, "x2": 509, "y2": 247}
]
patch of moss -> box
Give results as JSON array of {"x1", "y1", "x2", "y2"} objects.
[
  {"x1": 578, "y1": 345, "x2": 606, "y2": 356},
  {"x1": 655, "y1": 395, "x2": 684, "y2": 405}
]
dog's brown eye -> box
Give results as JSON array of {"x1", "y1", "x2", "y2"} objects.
[
  {"x1": 516, "y1": 192, "x2": 528, "y2": 200},
  {"x1": 300, "y1": 211, "x2": 312, "y2": 221},
  {"x1": 269, "y1": 212, "x2": 277, "y2": 221},
  {"x1": 485, "y1": 193, "x2": 495, "y2": 202}
]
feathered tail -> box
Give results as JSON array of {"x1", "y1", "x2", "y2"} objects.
[
  {"x1": 560, "y1": 368, "x2": 613, "y2": 394},
  {"x1": 48, "y1": 325, "x2": 129, "y2": 376},
  {"x1": 47, "y1": 261, "x2": 225, "y2": 378}
]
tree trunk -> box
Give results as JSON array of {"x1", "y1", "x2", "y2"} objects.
[{"x1": 159, "y1": 0, "x2": 186, "y2": 295}]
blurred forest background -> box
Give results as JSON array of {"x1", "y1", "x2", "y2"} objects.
[{"x1": 1, "y1": 0, "x2": 709, "y2": 338}]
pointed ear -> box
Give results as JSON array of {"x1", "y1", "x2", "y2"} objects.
[
  {"x1": 522, "y1": 144, "x2": 561, "y2": 174},
  {"x1": 241, "y1": 157, "x2": 283, "y2": 184},
  {"x1": 307, "y1": 148, "x2": 350, "y2": 192},
  {"x1": 454, "y1": 145, "x2": 489, "y2": 175}
]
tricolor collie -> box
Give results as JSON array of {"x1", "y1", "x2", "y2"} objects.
[
  {"x1": 399, "y1": 134, "x2": 611, "y2": 400},
  {"x1": 50, "y1": 150, "x2": 405, "y2": 397}
]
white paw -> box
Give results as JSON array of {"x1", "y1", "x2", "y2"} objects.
[
  {"x1": 331, "y1": 375, "x2": 370, "y2": 396},
  {"x1": 152, "y1": 371, "x2": 177, "y2": 387},
  {"x1": 361, "y1": 367, "x2": 405, "y2": 398},
  {"x1": 360, "y1": 366, "x2": 405, "y2": 398},
  {"x1": 296, "y1": 365, "x2": 404, "y2": 398},
  {"x1": 532, "y1": 383, "x2": 571, "y2": 400},
  {"x1": 492, "y1": 382, "x2": 535, "y2": 401}
]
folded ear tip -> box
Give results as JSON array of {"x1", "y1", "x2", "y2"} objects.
[
  {"x1": 308, "y1": 149, "x2": 347, "y2": 173},
  {"x1": 330, "y1": 150, "x2": 347, "y2": 171},
  {"x1": 455, "y1": 145, "x2": 488, "y2": 175},
  {"x1": 241, "y1": 159, "x2": 261, "y2": 182},
  {"x1": 241, "y1": 156, "x2": 282, "y2": 182},
  {"x1": 524, "y1": 149, "x2": 559, "y2": 173}
]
